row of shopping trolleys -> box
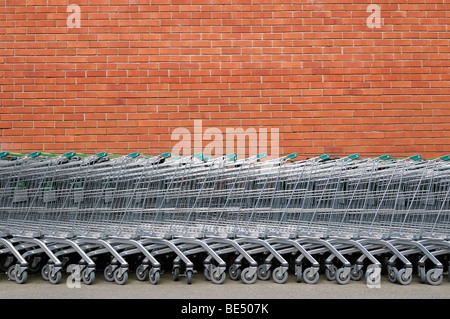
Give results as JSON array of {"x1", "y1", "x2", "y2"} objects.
[{"x1": 0, "y1": 150, "x2": 449, "y2": 286}]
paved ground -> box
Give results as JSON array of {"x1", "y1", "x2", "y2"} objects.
[{"x1": 0, "y1": 269, "x2": 448, "y2": 299}]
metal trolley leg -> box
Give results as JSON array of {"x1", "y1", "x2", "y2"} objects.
[
  {"x1": 205, "y1": 237, "x2": 258, "y2": 284},
  {"x1": 108, "y1": 236, "x2": 162, "y2": 285},
  {"x1": 14, "y1": 236, "x2": 63, "y2": 284},
  {"x1": 172, "y1": 237, "x2": 227, "y2": 284},
  {"x1": 78, "y1": 236, "x2": 129, "y2": 285},
  {"x1": 0, "y1": 238, "x2": 29, "y2": 284}
]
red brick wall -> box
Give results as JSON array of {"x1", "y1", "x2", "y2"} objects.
[{"x1": 1, "y1": 0, "x2": 449, "y2": 158}]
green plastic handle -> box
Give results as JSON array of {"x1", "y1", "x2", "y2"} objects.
[
  {"x1": 285, "y1": 153, "x2": 298, "y2": 160},
  {"x1": 193, "y1": 153, "x2": 204, "y2": 161},
  {"x1": 95, "y1": 152, "x2": 108, "y2": 158},
  {"x1": 159, "y1": 152, "x2": 171, "y2": 159},
  {"x1": 347, "y1": 153, "x2": 360, "y2": 160},
  {"x1": 440, "y1": 155, "x2": 450, "y2": 161},
  {"x1": 319, "y1": 154, "x2": 330, "y2": 160},
  {"x1": 409, "y1": 154, "x2": 422, "y2": 161},
  {"x1": 378, "y1": 154, "x2": 391, "y2": 161},
  {"x1": 226, "y1": 153, "x2": 237, "y2": 162},
  {"x1": 63, "y1": 152, "x2": 76, "y2": 159},
  {"x1": 0, "y1": 151, "x2": 9, "y2": 158},
  {"x1": 127, "y1": 152, "x2": 140, "y2": 159},
  {"x1": 257, "y1": 153, "x2": 267, "y2": 159},
  {"x1": 28, "y1": 151, "x2": 41, "y2": 158}
]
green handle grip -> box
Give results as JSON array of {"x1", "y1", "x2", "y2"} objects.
[
  {"x1": 347, "y1": 153, "x2": 360, "y2": 160},
  {"x1": 257, "y1": 153, "x2": 267, "y2": 159},
  {"x1": 0, "y1": 151, "x2": 9, "y2": 158},
  {"x1": 440, "y1": 155, "x2": 450, "y2": 161},
  {"x1": 159, "y1": 152, "x2": 171, "y2": 159},
  {"x1": 319, "y1": 154, "x2": 330, "y2": 161},
  {"x1": 127, "y1": 152, "x2": 140, "y2": 159},
  {"x1": 95, "y1": 152, "x2": 108, "y2": 158},
  {"x1": 194, "y1": 153, "x2": 204, "y2": 161},
  {"x1": 63, "y1": 152, "x2": 76, "y2": 159},
  {"x1": 226, "y1": 153, "x2": 237, "y2": 162},
  {"x1": 378, "y1": 154, "x2": 391, "y2": 161},
  {"x1": 28, "y1": 151, "x2": 41, "y2": 158},
  {"x1": 285, "y1": 153, "x2": 298, "y2": 160},
  {"x1": 409, "y1": 154, "x2": 422, "y2": 161}
]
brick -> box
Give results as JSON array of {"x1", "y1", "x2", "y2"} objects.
[{"x1": 0, "y1": 1, "x2": 448, "y2": 157}]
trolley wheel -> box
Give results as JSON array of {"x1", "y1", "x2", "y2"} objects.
[
  {"x1": 186, "y1": 270, "x2": 193, "y2": 285},
  {"x1": 82, "y1": 268, "x2": 95, "y2": 285},
  {"x1": 15, "y1": 269, "x2": 28, "y2": 284},
  {"x1": 49, "y1": 270, "x2": 62, "y2": 285},
  {"x1": 325, "y1": 264, "x2": 337, "y2": 281},
  {"x1": 149, "y1": 270, "x2": 160, "y2": 285},
  {"x1": 41, "y1": 264, "x2": 50, "y2": 281},
  {"x1": 272, "y1": 267, "x2": 288, "y2": 284},
  {"x1": 335, "y1": 268, "x2": 350, "y2": 285},
  {"x1": 350, "y1": 265, "x2": 364, "y2": 281},
  {"x1": 136, "y1": 264, "x2": 149, "y2": 281},
  {"x1": 113, "y1": 268, "x2": 128, "y2": 285},
  {"x1": 303, "y1": 267, "x2": 319, "y2": 285},
  {"x1": 229, "y1": 264, "x2": 241, "y2": 281},
  {"x1": 418, "y1": 266, "x2": 426, "y2": 283},
  {"x1": 173, "y1": 267, "x2": 180, "y2": 281},
  {"x1": 7, "y1": 265, "x2": 16, "y2": 281},
  {"x1": 387, "y1": 266, "x2": 398, "y2": 283},
  {"x1": 104, "y1": 265, "x2": 115, "y2": 282},
  {"x1": 257, "y1": 265, "x2": 272, "y2": 281},
  {"x1": 203, "y1": 266, "x2": 214, "y2": 281},
  {"x1": 425, "y1": 269, "x2": 443, "y2": 286},
  {"x1": 211, "y1": 268, "x2": 226, "y2": 285},
  {"x1": 296, "y1": 269, "x2": 302, "y2": 283},
  {"x1": 241, "y1": 267, "x2": 257, "y2": 285},
  {"x1": 396, "y1": 269, "x2": 412, "y2": 286}
]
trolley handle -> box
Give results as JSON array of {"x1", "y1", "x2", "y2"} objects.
[
  {"x1": 408, "y1": 154, "x2": 422, "y2": 162},
  {"x1": 159, "y1": 152, "x2": 172, "y2": 159},
  {"x1": 257, "y1": 152, "x2": 267, "y2": 160},
  {"x1": 27, "y1": 151, "x2": 41, "y2": 159},
  {"x1": 341, "y1": 153, "x2": 360, "y2": 162},
  {"x1": 47, "y1": 151, "x2": 78, "y2": 165},
  {"x1": 284, "y1": 153, "x2": 298, "y2": 160},
  {"x1": 13, "y1": 151, "x2": 42, "y2": 163},
  {"x1": 226, "y1": 153, "x2": 237, "y2": 162},
  {"x1": 127, "y1": 152, "x2": 140, "y2": 159},
  {"x1": 0, "y1": 151, "x2": 18, "y2": 162},
  {"x1": 81, "y1": 151, "x2": 109, "y2": 165},
  {"x1": 378, "y1": 154, "x2": 391, "y2": 161}
]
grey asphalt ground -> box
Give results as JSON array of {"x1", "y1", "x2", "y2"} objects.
[{"x1": 0, "y1": 269, "x2": 448, "y2": 299}]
